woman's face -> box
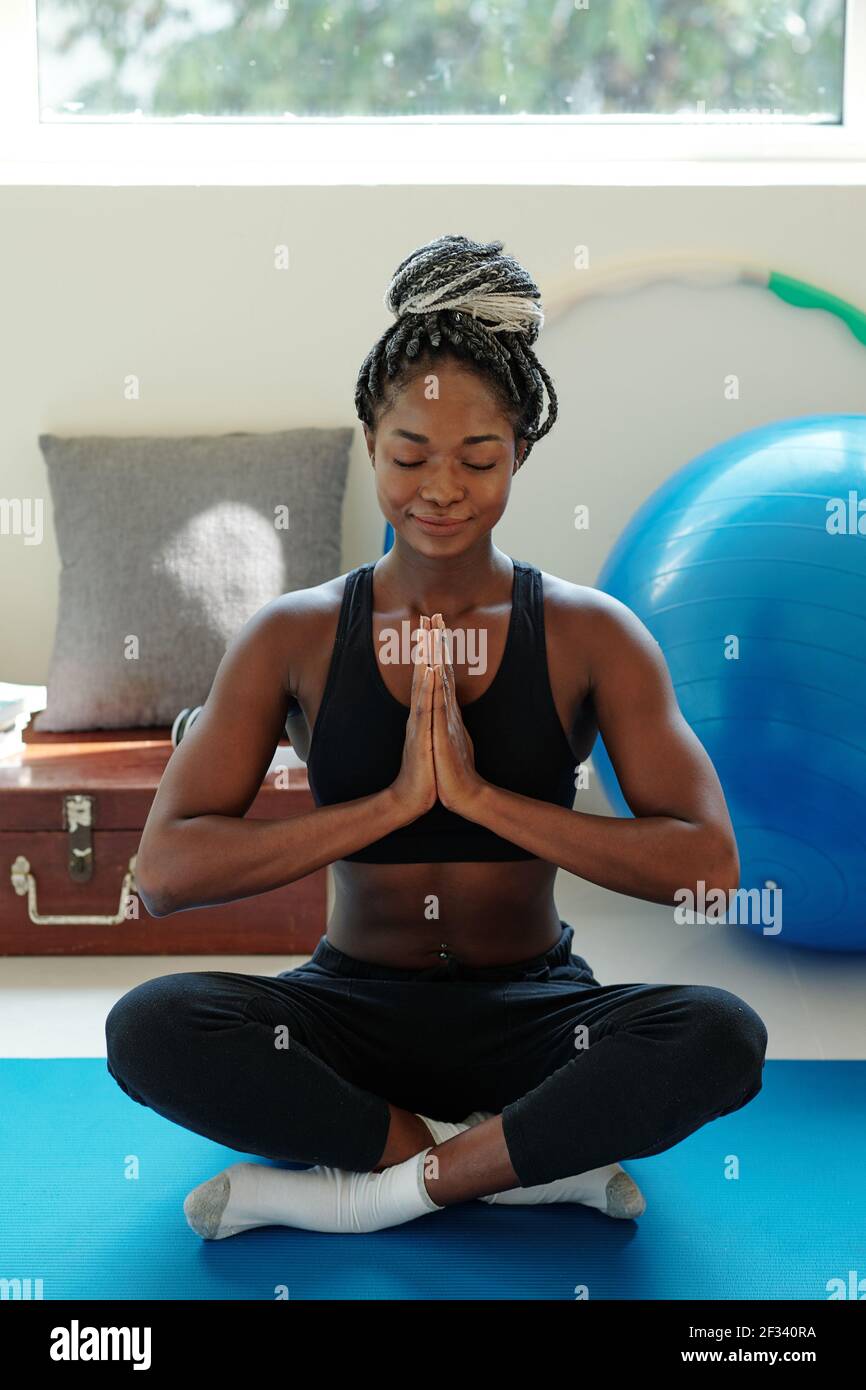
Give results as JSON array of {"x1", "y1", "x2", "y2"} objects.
[{"x1": 364, "y1": 358, "x2": 527, "y2": 557}]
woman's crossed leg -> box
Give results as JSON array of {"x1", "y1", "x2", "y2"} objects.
[{"x1": 104, "y1": 964, "x2": 767, "y2": 1235}]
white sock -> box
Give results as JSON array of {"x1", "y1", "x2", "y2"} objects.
[
  {"x1": 416, "y1": 1112, "x2": 482, "y2": 1145},
  {"x1": 422, "y1": 1110, "x2": 646, "y2": 1219},
  {"x1": 481, "y1": 1161, "x2": 646, "y2": 1217},
  {"x1": 183, "y1": 1146, "x2": 443, "y2": 1239}
]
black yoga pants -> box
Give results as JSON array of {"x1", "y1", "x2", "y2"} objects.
[{"x1": 104, "y1": 922, "x2": 769, "y2": 1189}]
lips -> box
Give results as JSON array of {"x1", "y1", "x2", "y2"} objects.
[{"x1": 411, "y1": 513, "x2": 471, "y2": 532}]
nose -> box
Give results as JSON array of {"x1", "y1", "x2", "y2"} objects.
[{"x1": 418, "y1": 463, "x2": 466, "y2": 507}]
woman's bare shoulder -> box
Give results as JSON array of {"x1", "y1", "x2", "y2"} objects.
[
  {"x1": 537, "y1": 569, "x2": 663, "y2": 687},
  {"x1": 240, "y1": 570, "x2": 355, "y2": 696},
  {"x1": 267, "y1": 571, "x2": 351, "y2": 628},
  {"x1": 536, "y1": 569, "x2": 651, "y2": 677},
  {"x1": 536, "y1": 569, "x2": 613, "y2": 629}
]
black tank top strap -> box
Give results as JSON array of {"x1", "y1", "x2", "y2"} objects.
[
  {"x1": 310, "y1": 563, "x2": 371, "y2": 743},
  {"x1": 494, "y1": 558, "x2": 539, "y2": 695},
  {"x1": 338, "y1": 560, "x2": 375, "y2": 656},
  {"x1": 493, "y1": 559, "x2": 574, "y2": 759}
]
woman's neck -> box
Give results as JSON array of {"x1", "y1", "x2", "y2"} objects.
[{"x1": 375, "y1": 537, "x2": 512, "y2": 619}]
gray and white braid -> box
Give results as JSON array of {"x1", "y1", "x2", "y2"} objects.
[{"x1": 355, "y1": 234, "x2": 558, "y2": 467}]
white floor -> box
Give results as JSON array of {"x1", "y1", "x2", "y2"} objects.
[{"x1": 1, "y1": 867, "x2": 864, "y2": 1059}]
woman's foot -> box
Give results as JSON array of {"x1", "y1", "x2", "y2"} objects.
[
  {"x1": 183, "y1": 1147, "x2": 443, "y2": 1239},
  {"x1": 425, "y1": 1110, "x2": 647, "y2": 1218},
  {"x1": 480, "y1": 1161, "x2": 647, "y2": 1217}
]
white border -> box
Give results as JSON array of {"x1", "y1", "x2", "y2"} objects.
[{"x1": 0, "y1": 0, "x2": 865, "y2": 185}]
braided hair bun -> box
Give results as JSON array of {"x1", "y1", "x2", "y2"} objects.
[
  {"x1": 355, "y1": 234, "x2": 558, "y2": 466},
  {"x1": 386, "y1": 233, "x2": 545, "y2": 343}
]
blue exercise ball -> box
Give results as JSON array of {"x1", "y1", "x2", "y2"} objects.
[{"x1": 593, "y1": 413, "x2": 866, "y2": 953}]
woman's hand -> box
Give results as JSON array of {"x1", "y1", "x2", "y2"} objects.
[
  {"x1": 389, "y1": 615, "x2": 438, "y2": 820},
  {"x1": 430, "y1": 612, "x2": 487, "y2": 816}
]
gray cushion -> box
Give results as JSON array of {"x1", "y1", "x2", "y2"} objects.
[{"x1": 35, "y1": 428, "x2": 351, "y2": 731}]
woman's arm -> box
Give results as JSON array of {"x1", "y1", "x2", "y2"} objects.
[
  {"x1": 431, "y1": 600, "x2": 739, "y2": 907},
  {"x1": 135, "y1": 596, "x2": 435, "y2": 917}
]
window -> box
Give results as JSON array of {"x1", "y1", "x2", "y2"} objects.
[
  {"x1": 36, "y1": 0, "x2": 845, "y2": 123},
  {"x1": 0, "y1": 0, "x2": 863, "y2": 181}
]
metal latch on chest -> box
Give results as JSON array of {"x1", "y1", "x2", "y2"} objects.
[{"x1": 9, "y1": 794, "x2": 139, "y2": 926}]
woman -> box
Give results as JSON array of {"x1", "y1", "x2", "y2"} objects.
[{"x1": 107, "y1": 234, "x2": 768, "y2": 1240}]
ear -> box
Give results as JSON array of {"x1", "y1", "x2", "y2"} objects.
[
  {"x1": 513, "y1": 437, "x2": 528, "y2": 473},
  {"x1": 363, "y1": 424, "x2": 376, "y2": 465}
]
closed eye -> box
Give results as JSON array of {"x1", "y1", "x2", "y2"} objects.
[{"x1": 393, "y1": 459, "x2": 497, "y2": 471}]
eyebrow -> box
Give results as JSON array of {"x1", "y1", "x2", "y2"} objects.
[{"x1": 389, "y1": 429, "x2": 506, "y2": 445}]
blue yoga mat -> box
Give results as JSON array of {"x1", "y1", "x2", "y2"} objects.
[{"x1": 1, "y1": 1059, "x2": 862, "y2": 1300}]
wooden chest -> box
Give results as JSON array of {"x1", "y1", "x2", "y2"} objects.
[{"x1": 0, "y1": 726, "x2": 326, "y2": 956}]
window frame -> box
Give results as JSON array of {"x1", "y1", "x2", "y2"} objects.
[{"x1": 1, "y1": 0, "x2": 864, "y2": 185}]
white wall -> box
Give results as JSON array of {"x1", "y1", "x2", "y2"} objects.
[{"x1": 2, "y1": 184, "x2": 866, "y2": 682}]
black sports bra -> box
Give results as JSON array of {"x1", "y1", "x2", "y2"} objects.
[{"x1": 297, "y1": 559, "x2": 578, "y2": 863}]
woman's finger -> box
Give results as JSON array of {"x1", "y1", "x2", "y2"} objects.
[
  {"x1": 438, "y1": 613, "x2": 455, "y2": 677},
  {"x1": 410, "y1": 614, "x2": 430, "y2": 710},
  {"x1": 433, "y1": 614, "x2": 457, "y2": 719},
  {"x1": 417, "y1": 617, "x2": 436, "y2": 729}
]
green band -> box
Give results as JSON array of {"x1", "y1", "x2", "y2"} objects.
[{"x1": 768, "y1": 271, "x2": 866, "y2": 348}]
